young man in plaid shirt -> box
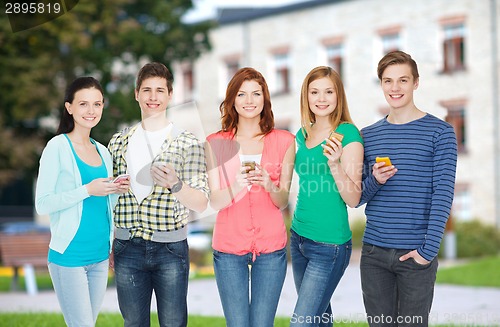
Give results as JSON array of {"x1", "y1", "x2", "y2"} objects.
[{"x1": 108, "y1": 62, "x2": 209, "y2": 327}]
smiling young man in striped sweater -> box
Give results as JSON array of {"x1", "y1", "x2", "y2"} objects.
[{"x1": 358, "y1": 51, "x2": 457, "y2": 327}]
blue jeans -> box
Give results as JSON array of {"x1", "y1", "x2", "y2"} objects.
[
  {"x1": 290, "y1": 230, "x2": 352, "y2": 327},
  {"x1": 360, "y1": 243, "x2": 438, "y2": 327},
  {"x1": 113, "y1": 238, "x2": 189, "y2": 327},
  {"x1": 48, "y1": 259, "x2": 109, "y2": 327},
  {"x1": 213, "y1": 247, "x2": 287, "y2": 327}
]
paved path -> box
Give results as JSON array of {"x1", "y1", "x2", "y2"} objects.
[{"x1": 1, "y1": 256, "x2": 500, "y2": 326}]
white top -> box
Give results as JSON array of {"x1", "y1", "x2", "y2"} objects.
[
  {"x1": 239, "y1": 154, "x2": 262, "y2": 165},
  {"x1": 239, "y1": 154, "x2": 262, "y2": 190},
  {"x1": 127, "y1": 123, "x2": 172, "y2": 204}
]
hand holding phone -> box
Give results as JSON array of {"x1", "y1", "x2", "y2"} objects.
[
  {"x1": 323, "y1": 131, "x2": 344, "y2": 153},
  {"x1": 112, "y1": 174, "x2": 130, "y2": 183},
  {"x1": 242, "y1": 161, "x2": 256, "y2": 172},
  {"x1": 375, "y1": 157, "x2": 392, "y2": 167},
  {"x1": 373, "y1": 157, "x2": 396, "y2": 185}
]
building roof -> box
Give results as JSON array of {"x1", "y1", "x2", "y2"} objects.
[{"x1": 217, "y1": 0, "x2": 347, "y2": 25}]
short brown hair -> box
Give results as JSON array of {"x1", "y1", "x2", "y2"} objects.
[
  {"x1": 377, "y1": 51, "x2": 419, "y2": 81},
  {"x1": 136, "y1": 62, "x2": 173, "y2": 93},
  {"x1": 219, "y1": 67, "x2": 274, "y2": 136}
]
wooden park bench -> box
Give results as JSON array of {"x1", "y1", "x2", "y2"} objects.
[{"x1": 0, "y1": 231, "x2": 50, "y2": 295}]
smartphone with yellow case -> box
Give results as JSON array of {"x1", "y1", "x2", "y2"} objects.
[{"x1": 375, "y1": 157, "x2": 392, "y2": 167}]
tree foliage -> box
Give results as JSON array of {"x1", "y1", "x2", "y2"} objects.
[{"x1": 0, "y1": 0, "x2": 212, "y2": 190}]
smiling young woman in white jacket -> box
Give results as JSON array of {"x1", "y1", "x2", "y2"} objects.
[
  {"x1": 35, "y1": 77, "x2": 128, "y2": 327},
  {"x1": 36, "y1": 134, "x2": 116, "y2": 253}
]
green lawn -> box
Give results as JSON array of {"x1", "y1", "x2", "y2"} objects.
[
  {"x1": 0, "y1": 256, "x2": 499, "y2": 326},
  {"x1": 436, "y1": 256, "x2": 500, "y2": 287},
  {"x1": 1, "y1": 255, "x2": 499, "y2": 292},
  {"x1": 0, "y1": 273, "x2": 53, "y2": 292},
  {"x1": 0, "y1": 313, "x2": 496, "y2": 326},
  {"x1": 0, "y1": 313, "x2": 345, "y2": 327}
]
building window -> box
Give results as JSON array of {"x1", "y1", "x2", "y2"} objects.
[
  {"x1": 381, "y1": 33, "x2": 400, "y2": 54},
  {"x1": 326, "y1": 43, "x2": 344, "y2": 79},
  {"x1": 444, "y1": 104, "x2": 467, "y2": 153},
  {"x1": 225, "y1": 60, "x2": 239, "y2": 84},
  {"x1": 442, "y1": 23, "x2": 465, "y2": 73},
  {"x1": 377, "y1": 26, "x2": 401, "y2": 55},
  {"x1": 181, "y1": 64, "x2": 194, "y2": 102},
  {"x1": 273, "y1": 52, "x2": 290, "y2": 95},
  {"x1": 452, "y1": 184, "x2": 472, "y2": 221}
]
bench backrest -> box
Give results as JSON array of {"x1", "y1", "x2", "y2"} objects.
[{"x1": 0, "y1": 232, "x2": 50, "y2": 267}]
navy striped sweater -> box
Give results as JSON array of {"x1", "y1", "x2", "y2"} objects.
[{"x1": 359, "y1": 114, "x2": 457, "y2": 261}]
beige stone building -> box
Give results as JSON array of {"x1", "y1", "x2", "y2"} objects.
[{"x1": 171, "y1": 0, "x2": 500, "y2": 226}]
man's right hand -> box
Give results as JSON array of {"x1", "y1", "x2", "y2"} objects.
[{"x1": 373, "y1": 162, "x2": 397, "y2": 184}]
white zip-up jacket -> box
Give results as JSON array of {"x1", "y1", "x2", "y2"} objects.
[{"x1": 35, "y1": 134, "x2": 117, "y2": 254}]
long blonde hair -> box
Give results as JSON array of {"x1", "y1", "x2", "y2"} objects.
[{"x1": 299, "y1": 66, "x2": 353, "y2": 138}]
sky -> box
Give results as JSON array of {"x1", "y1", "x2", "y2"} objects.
[{"x1": 184, "y1": 0, "x2": 310, "y2": 22}]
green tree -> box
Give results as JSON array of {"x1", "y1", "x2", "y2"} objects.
[{"x1": 0, "y1": 0, "x2": 212, "y2": 194}]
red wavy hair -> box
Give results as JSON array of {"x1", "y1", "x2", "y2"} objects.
[{"x1": 219, "y1": 67, "x2": 274, "y2": 136}]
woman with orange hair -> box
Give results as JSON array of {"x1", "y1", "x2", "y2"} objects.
[{"x1": 205, "y1": 67, "x2": 295, "y2": 327}]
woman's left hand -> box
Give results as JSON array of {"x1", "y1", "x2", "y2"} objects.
[
  {"x1": 248, "y1": 164, "x2": 276, "y2": 193},
  {"x1": 323, "y1": 137, "x2": 343, "y2": 167},
  {"x1": 113, "y1": 178, "x2": 131, "y2": 194}
]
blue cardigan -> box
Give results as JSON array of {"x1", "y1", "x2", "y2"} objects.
[{"x1": 35, "y1": 134, "x2": 117, "y2": 254}]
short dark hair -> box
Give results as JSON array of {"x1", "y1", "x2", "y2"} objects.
[
  {"x1": 377, "y1": 50, "x2": 419, "y2": 81},
  {"x1": 56, "y1": 77, "x2": 103, "y2": 135},
  {"x1": 136, "y1": 62, "x2": 173, "y2": 93}
]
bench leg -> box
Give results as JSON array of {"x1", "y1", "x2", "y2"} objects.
[
  {"x1": 11, "y1": 267, "x2": 19, "y2": 292},
  {"x1": 23, "y1": 264, "x2": 38, "y2": 296}
]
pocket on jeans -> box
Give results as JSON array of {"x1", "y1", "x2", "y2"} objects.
[
  {"x1": 164, "y1": 240, "x2": 188, "y2": 259},
  {"x1": 273, "y1": 247, "x2": 287, "y2": 260},
  {"x1": 409, "y1": 257, "x2": 432, "y2": 269},
  {"x1": 212, "y1": 250, "x2": 222, "y2": 262},
  {"x1": 113, "y1": 239, "x2": 129, "y2": 256},
  {"x1": 361, "y1": 243, "x2": 376, "y2": 255}
]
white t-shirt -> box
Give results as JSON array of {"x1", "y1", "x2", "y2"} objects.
[
  {"x1": 127, "y1": 123, "x2": 172, "y2": 204},
  {"x1": 239, "y1": 154, "x2": 262, "y2": 166}
]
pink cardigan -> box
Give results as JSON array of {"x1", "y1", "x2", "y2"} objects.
[{"x1": 207, "y1": 129, "x2": 295, "y2": 260}]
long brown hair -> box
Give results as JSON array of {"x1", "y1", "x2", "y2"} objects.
[
  {"x1": 220, "y1": 67, "x2": 274, "y2": 136},
  {"x1": 300, "y1": 66, "x2": 353, "y2": 138}
]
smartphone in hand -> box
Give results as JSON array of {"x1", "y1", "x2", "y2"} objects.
[
  {"x1": 111, "y1": 174, "x2": 130, "y2": 183},
  {"x1": 323, "y1": 131, "x2": 344, "y2": 153},
  {"x1": 242, "y1": 161, "x2": 256, "y2": 172},
  {"x1": 375, "y1": 157, "x2": 392, "y2": 167}
]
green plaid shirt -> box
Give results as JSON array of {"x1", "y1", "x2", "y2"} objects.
[{"x1": 108, "y1": 123, "x2": 209, "y2": 240}]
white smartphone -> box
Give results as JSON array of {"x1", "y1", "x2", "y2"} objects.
[{"x1": 111, "y1": 174, "x2": 130, "y2": 183}]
